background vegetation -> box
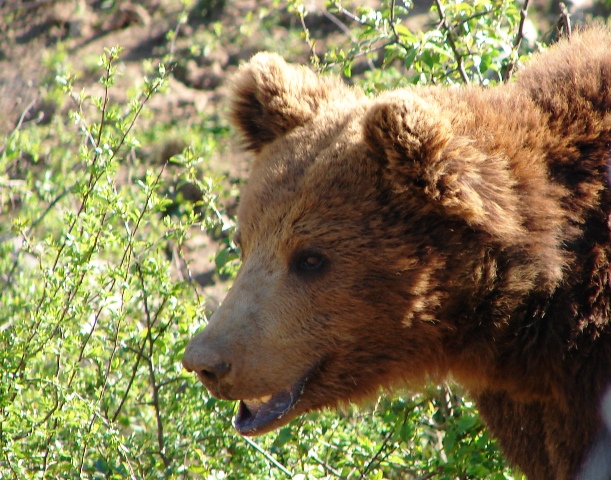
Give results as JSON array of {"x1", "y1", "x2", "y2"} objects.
[{"x1": 1, "y1": 0, "x2": 610, "y2": 478}]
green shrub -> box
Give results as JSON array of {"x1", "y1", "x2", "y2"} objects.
[{"x1": 0, "y1": 0, "x2": 553, "y2": 478}]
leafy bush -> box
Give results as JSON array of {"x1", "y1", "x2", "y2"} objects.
[
  {"x1": 0, "y1": 0, "x2": 559, "y2": 478},
  {"x1": 293, "y1": 0, "x2": 533, "y2": 86}
]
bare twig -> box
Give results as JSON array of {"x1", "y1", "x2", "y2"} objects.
[
  {"x1": 557, "y1": 2, "x2": 572, "y2": 40},
  {"x1": 329, "y1": 0, "x2": 412, "y2": 71},
  {"x1": 168, "y1": 15, "x2": 184, "y2": 61},
  {"x1": 455, "y1": 9, "x2": 491, "y2": 29},
  {"x1": 433, "y1": 0, "x2": 470, "y2": 84},
  {"x1": 2, "y1": 186, "x2": 71, "y2": 290},
  {"x1": 359, "y1": 425, "x2": 397, "y2": 479},
  {"x1": 322, "y1": 9, "x2": 353, "y2": 38},
  {"x1": 13, "y1": 96, "x2": 38, "y2": 131},
  {"x1": 310, "y1": 452, "x2": 347, "y2": 479},
  {"x1": 111, "y1": 335, "x2": 148, "y2": 422},
  {"x1": 504, "y1": 0, "x2": 531, "y2": 82},
  {"x1": 0, "y1": 95, "x2": 38, "y2": 158},
  {"x1": 242, "y1": 436, "x2": 293, "y2": 477},
  {"x1": 388, "y1": 0, "x2": 400, "y2": 44},
  {"x1": 322, "y1": 10, "x2": 377, "y2": 71},
  {"x1": 137, "y1": 261, "x2": 170, "y2": 469},
  {"x1": 298, "y1": 9, "x2": 320, "y2": 68},
  {"x1": 387, "y1": 0, "x2": 413, "y2": 56},
  {"x1": 333, "y1": 3, "x2": 370, "y2": 26}
]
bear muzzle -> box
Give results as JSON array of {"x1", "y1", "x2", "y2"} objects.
[{"x1": 183, "y1": 328, "x2": 326, "y2": 435}]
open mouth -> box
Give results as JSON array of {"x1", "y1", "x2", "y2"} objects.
[
  {"x1": 235, "y1": 390, "x2": 299, "y2": 434},
  {"x1": 234, "y1": 362, "x2": 321, "y2": 435}
]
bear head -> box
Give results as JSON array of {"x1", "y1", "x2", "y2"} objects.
[{"x1": 182, "y1": 53, "x2": 537, "y2": 435}]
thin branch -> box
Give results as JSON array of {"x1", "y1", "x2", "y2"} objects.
[
  {"x1": 433, "y1": 0, "x2": 470, "y2": 84},
  {"x1": 557, "y1": 2, "x2": 572, "y2": 40},
  {"x1": 321, "y1": 9, "x2": 374, "y2": 72},
  {"x1": 335, "y1": 0, "x2": 411, "y2": 55},
  {"x1": 171, "y1": 241, "x2": 203, "y2": 305},
  {"x1": 504, "y1": 0, "x2": 531, "y2": 82},
  {"x1": 388, "y1": 0, "x2": 400, "y2": 45},
  {"x1": 110, "y1": 272, "x2": 171, "y2": 422},
  {"x1": 320, "y1": 42, "x2": 390, "y2": 71},
  {"x1": 2, "y1": 186, "x2": 71, "y2": 291},
  {"x1": 454, "y1": 9, "x2": 491, "y2": 29},
  {"x1": 12, "y1": 51, "x2": 164, "y2": 382},
  {"x1": 310, "y1": 452, "x2": 347, "y2": 479},
  {"x1": 13, "y1": 96, "x2": 38, "y2": 132},
  {"x1": 242, "y1": 436, "x2": 293, "y2": 477},
  {"x1": 110, "y1": 336, "x2": 146, "y2": 422},
  {"x1": 387, "y1": 0, "x2": 413, "y2": 56},
  {"x1": 358, "y1": 402, "x2": 413, "y2": 479},
  {"x1": 137, "y1": 261, "x2": 170, "y2": 469},
  {"x1": 168, "y1": 13, "x2": 185, "y2": 62},
  {"x1": 326, "y1": 0, "x2": 412, "y2": 71},
  {"x1": 333, "y1": 3, "x2": 370, "y2": 26},
  {"x1": 359, "y1": 426, "x2": 397, "y2": 479},
  {"x1": 12, "y1": 381, "x2": 59, "y2": 440},
  {"x1": 11, "y1": 54, "x2": 115, "y2": 381},
  {"x1": 298, "y1": 9, "x2": 319, "y2": 68},
  {"x1": 414, "y1": 472, "x2": 437, "y2": 480},
  {"x1": 322, "y1": 9, "x2": 353, "y2": 38}
]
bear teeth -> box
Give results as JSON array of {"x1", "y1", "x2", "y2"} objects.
[{"x1": 243, "y1": 394, "x2": 272, "y2": 407}]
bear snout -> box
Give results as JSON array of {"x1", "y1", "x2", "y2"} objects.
[{"x1": 182, "y1": 338, "x2": 233, "y2": 399}]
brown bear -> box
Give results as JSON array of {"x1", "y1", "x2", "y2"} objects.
[{"x1": 182, "y1": 27, "x2": 611, "y2": 480}]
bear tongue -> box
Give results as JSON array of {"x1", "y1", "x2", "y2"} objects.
[{"x1": 235, "y1": 390, "x2": 297, "y2": 435}]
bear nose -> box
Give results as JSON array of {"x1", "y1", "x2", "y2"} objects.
[
  {"x1": 182, "y1": 343, "x2": 232, "y2": 386},
  {"x1": 182, "y1": 349, "x2": 231, "y2": 380}
]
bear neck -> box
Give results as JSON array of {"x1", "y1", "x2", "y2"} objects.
[{"x1": 431, "y1": 224, "x2": 611, "y2": 403}]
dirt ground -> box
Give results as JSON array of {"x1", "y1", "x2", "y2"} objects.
[
  {"x1": 0, "y1": 0, "x2": 389, "y2": 309},
  {"x1": 1, "y1": 0, "x2": 606, "y2": 309},
  {"x1": 1, "y1": 0, "x2": 446, "y2": 136},
  {"x1": 1, "y1": 0, "x2": 606, "y2": 145}
]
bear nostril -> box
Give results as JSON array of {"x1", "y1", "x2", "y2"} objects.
[
  {"x1": 201, "y1": 369, "x2": 217, "y2": 382},
  {"x1": 199, "y1": 361, "x2": 231, "y2": 383}
]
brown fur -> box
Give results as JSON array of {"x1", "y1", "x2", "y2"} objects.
[{"x1": 183, "y1": 27, "x2": 611, "y2": 480}]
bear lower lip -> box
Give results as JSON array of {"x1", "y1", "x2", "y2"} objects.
[
  {"x1": 233, "y1": 360, "x2": 324, "y2": 435},
  {"x1": 235, "y1": 389, "x2": 298, "y2": 435}
]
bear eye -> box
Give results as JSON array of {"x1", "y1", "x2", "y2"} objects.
[
  {"x1": 292, "y1": 251, "x2": 327, "y2": 276},
  {"x1": 301, "y1": 255, "x2": 323, "y2": 270}
]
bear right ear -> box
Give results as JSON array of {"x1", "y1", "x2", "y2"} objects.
[
  {"x1": 229, "y1": 53, "x2": 332, "y2": 152},
  {"x1": 363, "y1": 91, "x2": 453, "y2": 187},
  {"x1": 364, "y1": 91, "x2": 525, "y2": 241}
]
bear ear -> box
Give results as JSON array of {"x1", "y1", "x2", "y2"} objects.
[
  {"x1": 229, "y1": 52, "x2": 332, "y2": 152},
  {"x1": 364, "y1": 92, "x2": 524, "y2": 241},
  {"x1": 363, "y1": 92, "x2": 453, "y2": 186}
]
